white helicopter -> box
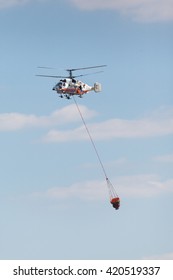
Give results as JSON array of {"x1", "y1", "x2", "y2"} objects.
[{"x1": 36, "y1": 65, "x2": 106, "y2": 99}]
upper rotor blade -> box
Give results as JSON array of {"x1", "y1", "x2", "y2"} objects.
[
  {"x1": 66, "y1": 65, "x2": 107, "y2": 72},
  {"x1": 37, "y1": 66, "x2": 56, "y2": 69},
  {"x1": 75, "y1": 70, "x2": 104, "y2": 78},
  {"x1": 36, "y1": 74, "x2": 65, "y2": 78}
]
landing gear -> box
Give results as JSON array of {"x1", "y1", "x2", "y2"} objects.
[{"x1": 58, "y1": 94, "x2": 71, "y2": 99}]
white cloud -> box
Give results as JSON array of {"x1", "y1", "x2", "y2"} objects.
[
  {"x1": 0, "y1": 104, "x2": 96, "y2": 131},
  {"x1": 34, "y1": 179, "x2": 108, "y2": 201},
  {"x1": 1, "y1": 0, "x2": 172, "y2": 22},
  {"x1": 0, "y1": 0, "x2": 48, "y2": 9},
  {"x1": 1, "y1": 106, "x2": 173, "y2": 142},
  {"x1": 144, "y1": 252, "x2": 173, "y2": 260},
  {"x1": 70, "y1": 0, "x2": 173, "y2": 22},
  {"x1": 0, "y1": 0, "x2": 29, "y2": 9},
  {"x1": 153, "y1": 153, "x2": 173, "y2": 163},
  {"x1": 116, "y1": 174, "x2": 173, "y2": 198},
  {"x1": 32, "y1": 174, "x2": 173, "y2": 202},
  {"x1": 44, "y1": 106, "x2": 173, "y2": 142}
]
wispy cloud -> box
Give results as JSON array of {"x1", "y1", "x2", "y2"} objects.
[
  {"x1": 144, "y1": 252, "x2": 173, "y2": 260},
  {"x1": 44, "y1": 106, "x2": 173, "y2": 142},
  {"x1": 36, "y1": 179, "x2": 108, "y2": 201},
  {"x1": 116, "y1": 174, "x2": 173, "y2": 198},
  {"x1": 153, "y1": 153, "x2": 173, "y2": 163},
  {"x1": 32, "y1": 174, "x2": 173, "y2": 202},
  {"x1": 0, "y1": 104, "x2": 96, "y2": 131},
  {"x1": 1, "y1": 106, "x2": 173, "y2": 142},
  {"x1": 70, "y1": 0, "x2": 173, "y2": 22},
  {"x1": 1, "y1": 0, "x2": 173, "y2": 22},
  {"x1": 0, "y1": 0, "x2": 30, "y2": 9},
  {"x1": 0, "y1": 0, "x2": 49, "y2": 9}
]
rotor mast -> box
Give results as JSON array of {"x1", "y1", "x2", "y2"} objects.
[{"x1": 67, "y1": 69, "x2": 73, "y2": 79}]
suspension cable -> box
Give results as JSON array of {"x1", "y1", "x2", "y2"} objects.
[
  {"x1": 72, "y1": 96, "x2": 108, "y2": 180},
  {"x1": 72, "y1": 95, "x2": 120, "y2": 210},
  {"x1": 72, "y1": 96, "x2": 119, "y2": 202}
]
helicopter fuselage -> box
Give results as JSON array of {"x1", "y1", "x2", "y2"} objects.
[{"x1": 52, "y1": 78, "x2": 93, "y2": 97}]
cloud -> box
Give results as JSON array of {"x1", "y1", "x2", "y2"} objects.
[
  {"x1": 2, "y1": 106, "x2": 173, "y2": 142},
  {"x1": 32, "y1": 174, "x2": 173, "y2": 202},
  {"x1": 0, "y1": 104, "x2": 96, "y2": 131},
  {"x1": 44, "y1": 106, "x2": 173, "y2": 142},
  {"x1": 116, "y1": 174, "x2": 173, "y2": 198},
  {"x1": 153, "y1": 153, "x2": 173, "y2": 163},
  {"x1": 1, "y1": 0, "x2": 172, "y2": 22},
  {"x1": 69, "y1": 0, "x2": 173, "y2": 22},
  {"x1": 0, "y1": 0, "x2": 48, "y2": 9},
  {"x1": 0, "y1": 0, "x2": 30, "y2": 9},
  {"x1": 33, "y1": 179, "x2": 108, "y2": 201},
  {"x1": 144, "y1": 252, "x2": 173, "y2": 260}
]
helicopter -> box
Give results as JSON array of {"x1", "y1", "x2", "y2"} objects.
[{"x1": 36, "y1": 65, "x2": 106, "y2": 99}]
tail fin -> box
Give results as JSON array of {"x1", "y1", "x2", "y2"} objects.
[{"x1": 94, "y1": 82, "x2": 102, "y2": 92}]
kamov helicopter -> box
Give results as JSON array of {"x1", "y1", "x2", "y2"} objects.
[{"x1": 36, "y1": 65, "x2": 106, "y2": 99}]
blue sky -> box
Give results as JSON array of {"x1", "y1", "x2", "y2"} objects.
[{"x1": 0, "y1": 0, "x2": 173, "y2": 260}]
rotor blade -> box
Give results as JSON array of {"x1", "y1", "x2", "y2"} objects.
[
  {"x1": 36, "y1": 74, "x2": 66, "y2": 78},
  {"x1": 66, "y1": 65, "x2": 107, "y2": 72},
  {"x1": 37, "y1": 66, "x2": 56, "y2": 69},
  {"x1": 75, "y1": 70, "x2": 104, "y2": 78}
]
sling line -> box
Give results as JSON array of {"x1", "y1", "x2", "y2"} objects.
[
  {"x1": 72, "y1": 96, "x2": 118, "y2": 197},
  {"x1": 72, "y1": 96, "x2": 120, "y2": 209}
]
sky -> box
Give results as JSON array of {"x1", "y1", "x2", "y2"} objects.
[{"x1": 0, "y1": 0, "x2": 173, "y2": 260}]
